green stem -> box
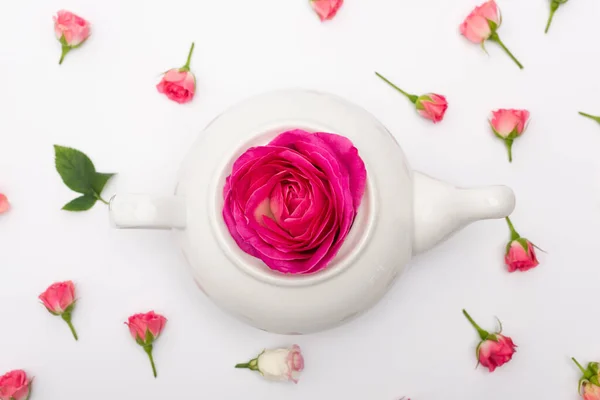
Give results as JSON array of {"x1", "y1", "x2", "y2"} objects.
[
  {"x1": 489, "y1": 33, "x2": 523, "y2": 70},
  {"x1": 462, "y1": 309, "x2": 489, "y2": 340},
  {"x1": 375, "y1": 72, "x2": 418, "y2": 103},
  {"x1": 59, "y1": 45, "x2": 70, "y2": 65},
  {"x1": 144, "y1": 345, "x2": 158, "y2": 378},
  {"x1": 181, "y1": 42, "x2": 195, "y2": 71},
  {"x1": 572, "y1": 358, "x2": 588, "y2": 375},
  {"x1": 545, "y1": 3, "x2": 559, "y2": 34},
  {"x1": 505, "y1": 139, "x2": 514, "y2": 163},
  {"x1": 235, "y1": 363, "x2": 250, "y2": 369},
  {"x1": 505, "y1": 217, "x2": 520, "y2": 241},
  {"x1": 579, "y1": 112, "x2": 600, "y2": 123},
  {"x1": 61, "y1": 313, "x2": 78, "y2": 341}
]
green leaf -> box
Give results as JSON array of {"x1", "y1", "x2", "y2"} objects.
[
  {"x1": 92, "y1": 173, "x2": 115, "y2": 195},
  {"x1": 62, "y1": 195, "x2": 97, "y2": 211},
  {"x1": 54, "y1": 145, "x2": 96, "y2": 194}
]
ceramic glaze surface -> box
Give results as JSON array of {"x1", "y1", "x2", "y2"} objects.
[{"x1": 109, "y1": 90, "x2": 515, "y2": 334}]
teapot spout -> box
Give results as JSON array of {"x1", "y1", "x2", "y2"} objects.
[{"x1": 412, "y1": 172, "x2": 515, "y2": 255}]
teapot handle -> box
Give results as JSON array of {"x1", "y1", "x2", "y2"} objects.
[{"x1": 109, "y1": 194, "x2": 186, "y2": 230}]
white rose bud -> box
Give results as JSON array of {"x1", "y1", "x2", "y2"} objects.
[{"x1": 235, "y1": 345, "x2": 304, "y2": 383}]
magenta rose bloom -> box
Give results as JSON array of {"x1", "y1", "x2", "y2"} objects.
[{"x1": 223, "y1": 129, "x2": 367, "y2": 274}]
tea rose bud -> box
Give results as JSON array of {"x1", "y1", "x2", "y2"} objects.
[
  {"x1": 53, "y1": 10, "x2": 91, "y2": 65},
  {"x1": 0, "y1": 194, "x2": 10, "y2": 214},
  {"x1": 126, "y1": 311, "x2": 167, "y2": 378},
  {"x1": 580, "y1": 112, "x2": 600, "y2": 125},
  {"x1": 376, "y1": 72, "x2": 448, "y2": 123},
  {"x1": 460, "y1": 1, "x2": 523, "y2": 69},
  {"x1": 0, "y1": 370, "x2": 32, "y2": 400},
  {"x1": 572, "y1": 358, "x2": 600, "y2": 400},
  {"x1": 489, "y1": 109, "x2": 530, "y2": 162},
  {"x1": 310, "y1": 0, "x2": 344, "y2": 21},
  {"x1": 462, "y1": 310, "x2": 516, "y2": 372},
  {"x1": 545, "y1": 0, "x2": 569, "y2": 33},
  {"x1": 39, "y1": 280, "x2": 79, "y2": 340},
  {"x1": 235, "y1": 345, "x2": 304, "y2": 383},
  {"x1": 156, "y1": 43, "x2": 196, "y2": 104},
  {"x1": 504, "y1": 217, "x2": 539, "y2": 273}
]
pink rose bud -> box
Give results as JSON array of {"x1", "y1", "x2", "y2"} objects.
[
  {"x1": 236, "y1": 345, "x2": 304, "y2": 383},
  {"x1": 156, "y1": 43, "x2": 196, "y2": 104},
  {"x1": 126, "y1": 311, "x2": 167, "y2": 378},
  {"x1": 504, "y1": 217, "x2": 539, "y2": 273},
  {"x1": 375, "y1": 72, "x2": 448, "y2": 123},
  {"x1": 310, "y1": 0, "x2": 344, "y2": 21},
  {"x1": 462, "y1": 309, "x2": 516, "y2": 372},
  {"x1": 460, "y1": 1, "x2": 523, "y2": 69},
  {"x1": 489, "y1": 109, "x2": 530, "y2": 162},
  {"x1": 0, "y1": 194, "x2": 10, "y2": 214},
  {"x1": 53, "y1": 10, "x2": 91, "y2": 65},
  {"x1": 572, "y1": 358, "x2": 600, "y2": 400},
  {"x1": 39, "y1": 280, "x2": 79, "y2": 340},
  {"x1": 579, "y1": 112, "x2": 600, "y2": 125},
  {"x1": 0, "y1": 370, "x2": 32, "y2": 400},
  {"x1": 545, "y1": 0, "x2": 569, "y2": 33}
]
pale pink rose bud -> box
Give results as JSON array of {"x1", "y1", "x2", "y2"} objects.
[
  {"x1": 376, "y1": 72, "x2": 448, "y2": 124},
  {"x1": 125, "y1": 311, "x2": 167, "y2": 378},
  {"x1": 310, "y1": 0, "x2": 344, "y2": 21},
  {"x1": 504, "y1": 217, "x2": 539, "y2": 272},
  {"x1": 236, "y1": 345, "x2": 304, "y2": 383},
  {"x1": 0, "y1": 194, "x2": 10, "y2": 214},
  {"x1": 53, "y1": 10, "x2": 91, "y2": 65},
  {"x1": 460, "y1": 1, "x2": 523, "y2": 69},
  {"x1": 0, "y1": 370, "x2": 32, "y2": 400},
  {"x1": 489, "y1": 109, "x2": 530, "y2": 162},
  {"x1": 572, "y1": 358, "x2": 600, "y2": 400},
  {"x1": 39, "y1": 280, "x2": 79, "y2": 340},
  {"x1": 463, "y1": 310, "x2": 516, "y2": 372},
  {"x1": 157, "y1": 43, "x2": 196, "y2": 104}
]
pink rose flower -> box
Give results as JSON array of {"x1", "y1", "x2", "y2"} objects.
[
  {"x1": 489, "y1": 109, "x2": 530, "y2": 162},
  {"x1": 0, "y1": 194, "x2": 10, "y2": 214},
  {"x1": 53, "y1": 10, "x2": 91, "y2": 65},
  {"x1": 223, "y1": 129, "x2": 367, "y2": 275},
  {"x1": 375, "y1": 72, "x2": 448, "y2": 123},
  {"x1": 477, "y1": 334, "x2": 517, "y2": 372},
  {"x1": 416, "y1": 94, "x2": 449, "y2": 123},
  {"x1": 572, "y1": 358, "x2": 600, "y2": 400},
  {"x1": 157, "y1": 43, "x2": 196, "y2": 104},
  {"x1": 460, "y1": 1, "x2": 524, "y2": 69},
  {"x1": 463, "y1": 310, "x2": 516, "y2": 372},
  {"x1": 0, "y1": 370, "x2": 31, "y2": 400},
  {"x1": 504, "y1": 217, "x2": 539, "y2": 273},
  {"x1": 235, "y1": 345, "x2": 304, "y2": 383},
  {"x1": 39, "y1": 280, "x2": 79, "y2": 340},
  {"x1": 126, "y1": 311, "x2": 167, "y2": 378},
  {"x1": 584, "y1": 384, "x2": 600, "y2": 400},
  {"x1": 310, "y1": 0, "x2": 344, "y2": 21}
]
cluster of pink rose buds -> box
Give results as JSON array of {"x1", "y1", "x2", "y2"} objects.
[{"x1": 0, "y1": 282, "x2": 170, "y2": 397}]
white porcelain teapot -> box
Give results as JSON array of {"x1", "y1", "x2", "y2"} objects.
[{"x1": 109, "y1": 90, "x2": 515, "y2": 334}]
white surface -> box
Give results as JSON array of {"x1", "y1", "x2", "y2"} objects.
[{"x1": 0, "y1": 0, "x2": 599, "y2": 398}]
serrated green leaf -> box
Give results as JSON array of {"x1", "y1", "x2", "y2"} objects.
[
  {"x1": 54, "y1": 145, "x2": 96, "y2": 195},
  {"x1": 62, "y1": 195, "x2": 97, "y2": 211},
  {"x1": 92, "y1": 173, "x2": 115, "y2": 195}
]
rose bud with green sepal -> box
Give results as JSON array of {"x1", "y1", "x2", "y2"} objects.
[
  {"x1": 572, "y1": 358, "x2": 600, "y2": 400},
  {"x1": 375, "y1": 72, "x2": 448, "y2": 123},
  {"x1": 462, "y1": 309, "x2": 516, "y2": 372},
  {"x1": 504, "y1": 217, "x2": 540, "y2": 273}
]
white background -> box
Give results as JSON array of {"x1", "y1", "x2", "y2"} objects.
[{"x1": 1, "y1": 0, "x2": 600, "y2": 399}]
